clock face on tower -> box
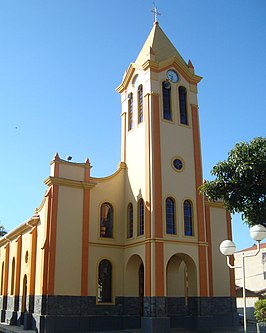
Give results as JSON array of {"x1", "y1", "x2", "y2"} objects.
[{"x1": 166, "y1": 69, "x2": 179, "y2": 83}]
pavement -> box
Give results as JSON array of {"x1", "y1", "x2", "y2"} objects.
[{"x1": 0, "y1": 322, "x2": 260, "y2": 333}]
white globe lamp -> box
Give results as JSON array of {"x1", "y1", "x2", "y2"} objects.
[
  {"x1": 250, "y1": 224, "x2": 266, "y2": 242},
  {"x1": 219, "y1": 240, "x2": 236, "y2": 256}
]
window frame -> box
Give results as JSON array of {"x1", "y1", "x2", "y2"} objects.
[
  {"x1": 128, "y1": 92, "x2": 133, "y2": 131},
  {"x1": 179, "y1": 86, "x2": 188, "y2": 125},
  {"x1": 165, "y1": 197, "x2": 176, "y2": 235},
  {"x1": 184, "y1": 200, "x2": 193, "y2": 236},
  {"x1": 138, "y1": 84, "x2": 143, "y2": 124},
  {"x1": 127, "y1": 203, "x2": 133, "y2": 238},
  {"x1": 138, "y1": 199, "x2": 145, "y2": 236},
  {"x1": 100, "y1": 202, "x2": 114, "y2": 238},
  {"x1": 162, "y1": 81, "x2": 172, "y2": 121}
]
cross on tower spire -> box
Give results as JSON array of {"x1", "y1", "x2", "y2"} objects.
[{"x1": 151, "y1": 3, "x2": 161, "y2": 24}]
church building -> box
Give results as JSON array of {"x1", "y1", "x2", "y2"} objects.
[{"x1": 0, "y1": 21, "x2": 238, "y2": 333}]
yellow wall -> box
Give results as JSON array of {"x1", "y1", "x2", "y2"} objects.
[
  {"x1": 54, "y1": 186, "x2": 83, "y2": 295},
  {"x1": 210, "y1": 206, "x2": 231, "y2": 296}
]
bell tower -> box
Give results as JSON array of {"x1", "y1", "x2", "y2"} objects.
[{"x1": 116, "y1": 22, "x2": 214, "y2": 332}]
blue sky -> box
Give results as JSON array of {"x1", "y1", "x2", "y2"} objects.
[{"x1": 0, "y1": 0, "x2": 265, "y2": 250}]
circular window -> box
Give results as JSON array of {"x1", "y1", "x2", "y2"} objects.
[{"x1": 172, "y1": 158, "x2": 184, "y2": 171}]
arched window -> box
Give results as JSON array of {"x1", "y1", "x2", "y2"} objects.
[
  {"x1": 100, "y1": 203, "x2": 113, "y2": 238},
  {"x1": 127, "y1": 203, "x2": 133, "y2": 238},
  {"x1": 138, "y1": 199, "x2": 144, "y2": 236},
  {"x1": 162, "y1": 81, "x2": 172, "y2": 121},
  {"x1": 11, "y1": 258, "x2": 15, "y2": 295},
  {"x1": 128, "y1": 92, "x2": 133, "y2": 131},
  {"x1": 138, "y1": 85, "x2": 143, "y2": 124},
  {"x1": 166, "y1": 197, "x2": 176, "y2": 234},
  {"x1": 179, "y1": 86, "x2": 188, "y2": 125},
  {"x1": 98, "y1": 259, "x2": 112, "y2": 303},
  {"x1": 184, "y1": 200, "x2": 193, "y2": 236}
]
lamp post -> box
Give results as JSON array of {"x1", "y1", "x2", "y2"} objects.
[{"x1": 220, "y1": 224, "x2": 266, "y2": 333}]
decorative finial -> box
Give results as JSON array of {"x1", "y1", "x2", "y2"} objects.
[{"x1": 151, "y1": 3, "x2": 161, "y2": 24}]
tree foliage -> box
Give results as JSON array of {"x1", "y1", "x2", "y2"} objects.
[
  {"x1": 0, "y1": 224, "x2": 7, "y2": 237},
  {"x1": 254, "y1": 300, "x2": 266, "y2": 323},
  {"x1": 200, "y1": 137, "x2": 266, "y2": 226}
]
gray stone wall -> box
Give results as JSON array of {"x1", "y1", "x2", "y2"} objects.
[{"x1": 0, "y1": 295, "x2": 238, "y2": 332}]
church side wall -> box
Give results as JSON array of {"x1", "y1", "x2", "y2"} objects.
[
  {"x1": 88, "y1": 169, "x2": 125, "y2": 297},
  {"x1": 209, "y1": 205, "x2": 231, "y2": 296},
  {"x1": 0, "y1": 196, "x2": 48, "y2": 325},
  {"x1": 54, "y1": 186, "x2": 83, "y2": 295}
]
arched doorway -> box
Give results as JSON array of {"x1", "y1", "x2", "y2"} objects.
[
  {"x1": 98, "y1": 259, "x2": 112, "y2": 303},
  {"x1": 125, "y1": 255, "x2": 144, "y2": 316},
  {"x1": 166, "y1": 254, "x2": 197, "y2": 315},
  {"x1": 20, "y1": 274, "x2": 28, "y2": 325},
  {"x1": 22, "y1": 274, "x2": 27, "y2": 312}
]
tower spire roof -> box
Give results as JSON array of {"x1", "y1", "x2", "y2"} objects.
[
  {"x1": 134, "y1": 22, "x2": 186, "y2": 66},
  {"x1": 116, "y1": 23, "x2": 202, "y2": 93}
]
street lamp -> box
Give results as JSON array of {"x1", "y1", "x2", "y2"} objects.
[{"x1": 220, "y1": 224, "x2": 266, "y2": 333}]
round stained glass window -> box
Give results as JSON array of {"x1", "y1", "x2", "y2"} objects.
[{"x1": 172, "y1": 158, "x2": 183, "y2": 171}]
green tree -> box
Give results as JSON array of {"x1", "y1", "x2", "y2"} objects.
[
  {"x1": 200, "y1": 137, "x2": 266, "y2": 227},
  {"x1": 254, "y1": 300, "x2": 266, "y2": 323},
  {"x1": 0, "y1": 224, "x2": 7, "y2": 237}
]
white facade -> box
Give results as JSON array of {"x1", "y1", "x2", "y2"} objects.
[
  {"x1": 234, "y1": 243, "x2": 266, "y2": 319},
  {"x1": 234, "y1": 243, "x2": 266, "y2": 294}
]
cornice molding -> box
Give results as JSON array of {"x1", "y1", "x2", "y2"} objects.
[
  {"x1": 90, "y1": 162, "x2": 127, "y2": 183},
  {"x1": 0, "y1": 215, "x2": 40, "y2": 245},
  {"x1": 45, "y1": 162, "x2": 127, "y2": 188},
  {"x1": 204, "y1": 199, "x2": 225, "y2": 209},
  {"x1": 88, "y1": 237, "x2": 208, "y2": 249},
  {"x1": 116, "y1": 56, "x2": 202, "y2": 94},
  {"x1": 44, "y1": 176, "x2": 96, "y2": 189}
]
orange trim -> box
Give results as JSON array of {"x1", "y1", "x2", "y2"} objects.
[
  {"x1": 84, "y1": 158, "x2": 91, "y2": 180},
  {"x1": 47, "y1": 184, "x2": 59, "y2": 295},
  {"x1": 53, "y1": 153, "x2": 60, "y2": 177},
  {"x1": 226, "y1": 211, "x2": 233, "y2": 240},
  {"x1": 144, "y1": 93, "x2": 151, "y2": 297},
  {"x1": 226, "y1": 211, "x2": 236, "y2": 297},
  {"x1": 205, "y1": 204, "x2": 213, "y2": 296},
  {"x1": 15, "y1": 236, "x2": 22, "y2": 296},
  {"x1": 3, "y1": 242, "x2": 10, "y2": 296},
  {"x1": 145, "y1": 93, "x2": 151, "y2": 239},
  {"x1": 152, "y1": 94, "x2": 163, "y2": 238},
  {"x1": 141, "y1": 62, "x2": 201, "y2": 86},
  {"x1": 155, "y1": 242, "x2": 164, "y2": 296},
  {"x1": 42, "y1": 190, "x2": 52, "y2": 295},
  {"x1": 191, "y1": 105, "x2": 204, "y2": 241},
  {"x1": 198, "y1": 246, "x2": 208, "y2": 296},
  {"x1": 81, "y1": 188, "x2": 90, "y2": 295},
  {"x1": 191, "y1": 104, "x2": 208, "y2": 296},
  {"x1": 151, "y1": 93, "x2": 164, "y2": 296},
  {"x1": 145, "y1": 242, "x2": 151, "y2": 296},
  {"x1": 29, "y1": 227, "x2": 37, "y2": 295}
]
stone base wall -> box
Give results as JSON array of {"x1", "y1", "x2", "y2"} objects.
[{"x1": 0, "y1": 295, "x2": 238, "y2": 333}]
